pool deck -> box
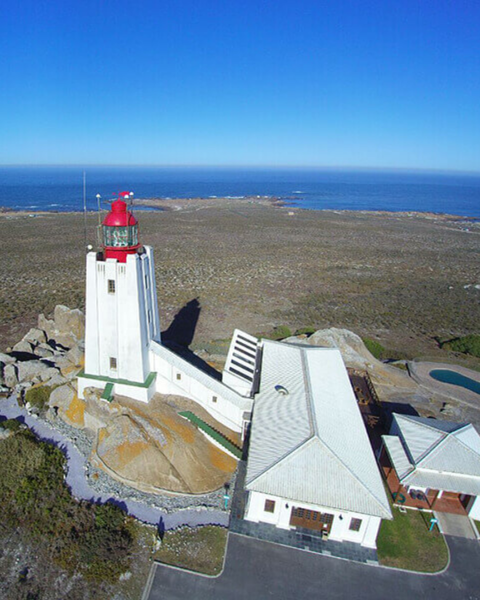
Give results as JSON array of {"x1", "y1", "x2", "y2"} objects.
[{"x1": 409, "y1": 361, "x2": 480, "y2": 410}]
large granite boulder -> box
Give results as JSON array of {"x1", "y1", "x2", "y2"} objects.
[
  {"x1": 0, "y1": 352, "x2": 16, "y2": 366},
  {"x1": 12, "y1": 340, "x2": 34, "y2": 354},
  {"x1": 23, "y1": 328, "x2": 47, "y2": 346},
  {"x1": 38, "y1": 305, "x2": 85, "y2": 349},
  {"x1": 4, "y1": 364, "x2": 18, "y2": 388},
  {"x1": 17, "y1": 360, "x2": 50, "y2": 383},
  {"x1": 284, "y1": 327, "x2": 416, "y2": 392}
]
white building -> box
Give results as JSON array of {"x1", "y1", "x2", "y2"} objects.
[
  {"x1": 244, "y1": 340, "x2": 392, "y2": 548},
  {"x1": 78, "y1": 196, "x2": 254, "y2": 434},
  {"x1": 78, "y1": 195, "x2": 160, "y2": 404},
  {"x1": 381, "y1": 414, "x2": 480, "y2": 518},
  {"x1": 77, "y1": 195, "x2": 393, "y2": 549}
]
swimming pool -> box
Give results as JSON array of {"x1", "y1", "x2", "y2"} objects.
[{"x1": 429, "y1": 369, "x2": 480, "y2": 396}]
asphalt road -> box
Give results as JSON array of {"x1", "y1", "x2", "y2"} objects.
[{"x1": 147, "y1": 533, "x2": 480, "y2": 600}]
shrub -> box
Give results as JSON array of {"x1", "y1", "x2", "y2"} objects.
[
  {"x1": 270, "y1": 325, "x2": 292, "y2": 340},
  {"x1": 294, "y1": 326, "x2": 316, "y2": 336},
  {"x1": 0, "y1": 429, "x2": 134, "y2": 583},
  {"x1": 363, "y1": 338, "x2": 386, "y2": 360},
  {"x1": 442, "y1": 334, "x2": 480, "y2": 358},
  {"x1": 24, "y1": 385, "x2": 53, "y2": 410},
  {"x1": 0, "y1": 418, "x2": 22, "y2": 431}
]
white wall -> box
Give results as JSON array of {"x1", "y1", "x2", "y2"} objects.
[
  {"x1": 468, "y1": 495, "x2": 480, "y2": 520},
  {"x1": 84, "y1": 248, "x2": 160, "y2": 385},
  {"x1": 150, "y1": 348, "x2": 250, "y2": 433},
  {"x1": 245, "y1": 490, "x2": 382, "y2": 548}
]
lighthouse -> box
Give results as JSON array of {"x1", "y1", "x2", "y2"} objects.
[{"x1": 78, "y1": 193, "x2": 160, "y2": 403}]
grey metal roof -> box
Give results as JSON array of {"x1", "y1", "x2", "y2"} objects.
[
  {"x1": 246, "y1": 340, "x2": 392, "y2": 519},
  {"x1": 386, "y1": 414, "x2": 480, "y2": 495},
  {"x1": 382, "y1": 435, "x2": 414, "y2": 480},
  {"x1": 149, "y1": 341, "x2": 252, "y2": 411}
]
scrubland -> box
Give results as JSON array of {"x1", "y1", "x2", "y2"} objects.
[{"x1": 1, "y1": 200, "x2": 479, "y2": 366}]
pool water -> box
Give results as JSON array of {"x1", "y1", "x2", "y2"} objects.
[{"x1": 429, "y1": 369, "x2": 480, "y2": 396}]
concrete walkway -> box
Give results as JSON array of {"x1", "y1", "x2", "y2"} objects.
[
  {"x1": 435, "y1": 511, "x2": 478, "y2": 539},
  {"x1": 0, "y1": 395, "x2": 228, "y2": 530}
]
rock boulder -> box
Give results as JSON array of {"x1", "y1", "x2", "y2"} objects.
[{"x1": 4, "y1": 364, "x2": 18, "y2": 388}]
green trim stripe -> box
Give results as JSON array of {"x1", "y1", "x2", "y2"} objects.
[
  {"x1": 179, "y1": 411, "x2": 243, "y2": 459},
  {"x1": 101, "y1": 382, "x2": 114, "y2": 402},
  {"x1": 78, "y1": 370, "x2": 156, "y2": 389}
]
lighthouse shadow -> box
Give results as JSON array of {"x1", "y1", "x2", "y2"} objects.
[{"x1": 162, "y1": 298, "x2": 221, "y2": 381}]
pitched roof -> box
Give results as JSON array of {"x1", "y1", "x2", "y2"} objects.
[
  {"x1": 246, "y1": 341, "x2": 392, "y2": 519},
  {"x1": 384, "y1": 414, "x2": 480, "y2": 495}
]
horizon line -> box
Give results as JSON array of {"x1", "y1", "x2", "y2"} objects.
[{"x1": 1, "y1": 163, "x2": 480, "y2": 176}]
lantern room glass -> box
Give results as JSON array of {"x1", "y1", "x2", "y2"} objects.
[{"x1": 103, "y1": 225, "x2": 138, "y2": 248}]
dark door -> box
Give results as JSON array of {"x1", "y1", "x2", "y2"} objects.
[{"x1": 289, "y1": 507, "x2": 334, "y2": 533}]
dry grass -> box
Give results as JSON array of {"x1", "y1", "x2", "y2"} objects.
[
  {"x1": 154, "y1": 526, "x2": 228, "y2": 576},
  {"x1": 1, "y1": 204, "x2": 479, "y2": 368}
]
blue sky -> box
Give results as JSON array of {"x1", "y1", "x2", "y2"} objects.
[{"x1": 1, "y1": 0, "x2": 479, "y2": 170}]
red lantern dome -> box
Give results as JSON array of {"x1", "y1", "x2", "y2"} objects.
[{"x1": 102, "y1": 192, "x2": 140, "y2": 262}]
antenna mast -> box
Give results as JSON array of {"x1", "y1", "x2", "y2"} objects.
[{"x1": 83, "y1": 171, "x2": 88, "y2": 252}]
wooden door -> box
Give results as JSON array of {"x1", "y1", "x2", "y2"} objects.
[{"x1": 290, "y1": 507, "x2": 334, "y2": 533}]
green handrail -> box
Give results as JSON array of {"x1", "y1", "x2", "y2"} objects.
[{"x1": 179, "y1": 411, "x2": 242, "y2": 459}]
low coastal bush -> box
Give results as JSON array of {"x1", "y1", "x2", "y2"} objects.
[
  {"x1": 363, "y1": 338, "x2": 386, "y2": 360},
  {"x1": 270, "y1": 325, "x2": 292, "y2": 340},
  {"x1": 24, "y1": 385, "x2": 53, "y2": 409},
  {"x1": 0, "y1": 418, "x2": 22, "y2": 431},
  {"x1": 0, "y1": 428, "x2": 135, "y2": 583},
  {"x1": 442, "y1": 334, "x2": 480, "y2": 358},
  {"x1": 294, "y1": 326, "x2": 316, "y2": 336}
]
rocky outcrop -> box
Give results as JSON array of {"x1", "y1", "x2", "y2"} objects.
[
  {"x1": 3, "y1": 363, "x2": 18, "y2": 388},
  {"x1": 2, "y1": 306, "x2": 84, "y2": 398},
  {"x1": 285, "y1": 327, "x2": 417, "y2": 393},
  {"x1": 38, "y1": 305, "x2": 84, "y2": 349}
]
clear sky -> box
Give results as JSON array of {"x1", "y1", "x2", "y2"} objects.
[{"x1": 1, "y1": 0, "x2": 479, "y2": 170}]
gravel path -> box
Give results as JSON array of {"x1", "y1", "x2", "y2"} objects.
[{"x1": 0, "y1": 395, "x2": 229, "y2": 530}]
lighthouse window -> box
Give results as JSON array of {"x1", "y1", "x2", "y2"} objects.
[
  {"x1": 108, "y1": 280, "x2": 116, "y2": 294},
  {"x1": 110, "y1": 357, "x2": 117, "y2": 370},
  {"x1": 103, "y1": 225, "x2": 138, "y2": 248},
  {"x1": 176, "y1": 373, "x2": 182, "y2": 380}
]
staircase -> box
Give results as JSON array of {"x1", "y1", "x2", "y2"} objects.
[{"x1": 178, "y1": 411, "x2": 243, "y2": 459}]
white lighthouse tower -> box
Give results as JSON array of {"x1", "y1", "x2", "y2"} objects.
[{"x1": 78, "y1": 193, "x2": 160, "y2": 403}]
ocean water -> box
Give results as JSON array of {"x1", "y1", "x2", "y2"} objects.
[{"x1": 0, "y1": 166, "x2": 479, "y2": 217}]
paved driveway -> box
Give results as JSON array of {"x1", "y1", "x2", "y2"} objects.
[{"x1": 147, "y1": 533, "x2": 480, "y2": 600}]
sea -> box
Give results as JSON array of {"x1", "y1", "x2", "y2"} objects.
[{"x1": 1, "y1": 166, "x2": 479, "y2": 218}]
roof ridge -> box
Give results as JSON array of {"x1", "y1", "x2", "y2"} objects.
[
  {"x1": 399, "y1": 413, "x2": 467, "y2": 434},
  {"x1": 422, "y1": 425, "x2": 480, "y2": 466},
  {"x1": 246, "y1": 435, "x2": 313, "y2": 487},
  {"x1": 396, "y1": 414, "x2": 450, "y2": 465},
  {"x1": 309, "y1": 436, "x2": 391, "y2": 517},
  {"x1": 300, "y1": 350, "x2": 317, "y2": 438}
]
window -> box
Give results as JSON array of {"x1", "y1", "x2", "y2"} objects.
[
  {"x1": 145, "y1": 274, "x2": 149, "y2": 289},
  {"x1": 108, "y1": 279, "x2": 115, "y2": 294},
  {"x1": 176, "y1": 373, "x2": 181, "y2": 381},
  {"x1": 264, "y1": 499, "x2": 275, "y2": 513},
  {"x1": 212, "y1": 396, "x2": 217, "y2": 403},
  {"x1": 110, "y1": 357, "x2": 117, "y2": 370},
  {"x1": 148, "y1": 309, "x2": 151, "y2": 324},
  {"x1": 349, "y1": 518, "x2": 362, "y2": 532}
]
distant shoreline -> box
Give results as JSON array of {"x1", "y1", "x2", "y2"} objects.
[{"x1": 1, "y1": 195, "x2": 479, "y2": 224}]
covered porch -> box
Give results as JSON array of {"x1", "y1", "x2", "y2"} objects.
[{"x1": 380, "y1": 445, "x2": 471, "y2": 515}]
